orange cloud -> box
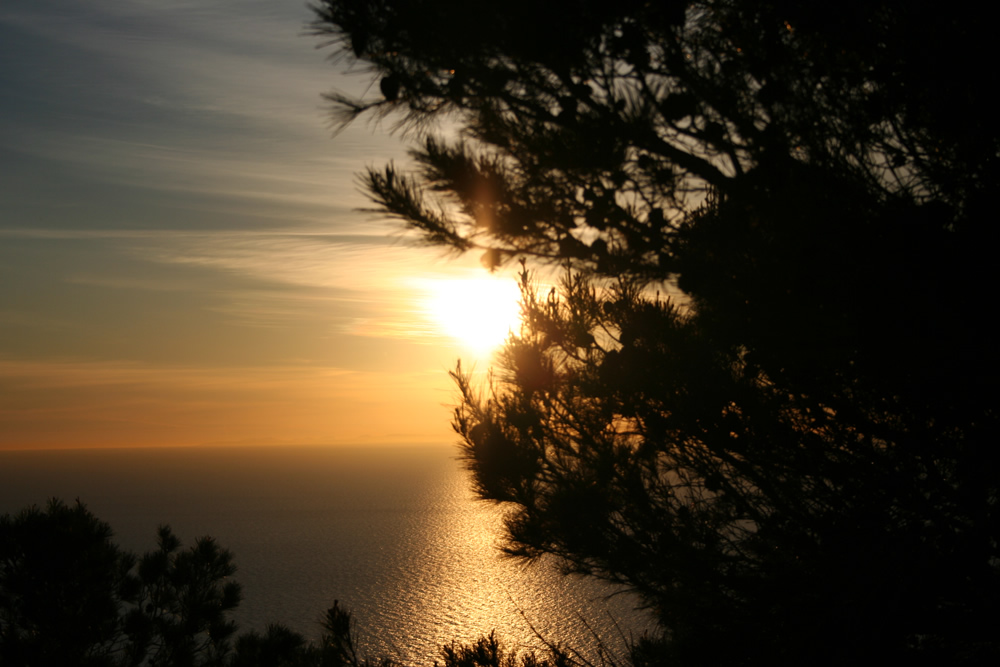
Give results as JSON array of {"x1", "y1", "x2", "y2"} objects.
[{"x1": 0, "y1": 359, "x2": 457, "y2": 450}]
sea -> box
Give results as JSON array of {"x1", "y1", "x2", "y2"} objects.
[{"x1": 0, "y1": 445, "x2": 654, "y2": 665}]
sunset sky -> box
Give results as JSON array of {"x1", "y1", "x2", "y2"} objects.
[{"x1": 0, "y1": 1, "x2": 521, "y2": 449}]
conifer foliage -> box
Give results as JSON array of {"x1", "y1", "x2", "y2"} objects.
[
  {"x1": 313, "y1": 1, "x2": 1000, "y2": 663},
  {"x1": 0, "y1": 500, "x2": 240, "y2": 666}
]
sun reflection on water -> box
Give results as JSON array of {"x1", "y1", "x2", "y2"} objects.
[
  {"x1": 0, "y1": 446, "x2": 653, "y2": 665},
  {"x1": 361, "y1": 460, "x2": 652, "y2": 664}
]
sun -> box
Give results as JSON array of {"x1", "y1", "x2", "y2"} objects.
[{"x1": 422, "y1": 276, "x2": 522, "y2": 356}]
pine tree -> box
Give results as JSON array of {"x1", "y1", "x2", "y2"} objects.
[
  {"x1": 312, "y1": 2, "x2": 1000, "y2": 663},
  {"x1": 0, "y1": 501, "x2": 242, "y2": 666}
]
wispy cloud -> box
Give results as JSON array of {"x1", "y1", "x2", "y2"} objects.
[
  {"x1": 1, "y1": 0, "x2": 406, "y2": 231},
  {"x1": 0, "y1": 358, "x2": 457, "y2": 449},
  {"x1": 0, "y1": 225, "x2": 497, "y2": 363}
]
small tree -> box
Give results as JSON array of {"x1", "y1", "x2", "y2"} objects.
[
  {"x1": 0, "y1": 500, "x2": 242, "y2": 667},
  {"x1": 0, "y1": 499, "x2": 138, "y2": 666},
  {"x1": 313, "y1": 1, "x2": 1000, "y2": 664},
  {"x1": 129, "y1": 526, "x2": 242, "y2": 666}
]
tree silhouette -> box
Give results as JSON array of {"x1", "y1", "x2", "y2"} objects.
[
  {"x1": 0, "y1": 499, "x2": 137, "y2": 666},
  {"x1": 0, "y1": 500, "x2": 242, "y2": 666},
  {"x1": 129, "y1": 525, "x2": 242, "y2": 666},
  {"x1": 312, "y1": 1, "x2": 1000, "y2": 664}
]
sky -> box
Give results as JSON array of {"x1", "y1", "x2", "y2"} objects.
[{"x1": 0, "y1": 0, "x2": 521, "y2": 449}]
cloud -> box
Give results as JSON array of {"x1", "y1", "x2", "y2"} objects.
[
  {"x1": 0, "y1": 227, "x2": 507, "y2": 381},
  {"x1": 1, "y1": 0, "x2": 406, "y2": 230},
  {"x1": 0, "y1": 358, "x2": 457, "y2": 449},
  {"x1": 119, "y1": 229, "x2": 498, "y2": 343}
]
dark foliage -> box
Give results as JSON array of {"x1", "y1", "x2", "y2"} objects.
[
  {"x1": 130, "y1": 526, "x2": 242, "y2": 666},
  {"x1": 438, "y1": 632, "x2": 572, "y2": 667},
  {"x1": 0, "y1": 500, "x2": 241, "y2": 666},
  {"x1": 0, "y1": 499, "x2": 137, "y2": 666},
  {"x1": 232, "y1": 624, "x2": 314, "y2": 667},
  {"x1": 312, "y1": 1, "x2": 1000, "y2": 664}
]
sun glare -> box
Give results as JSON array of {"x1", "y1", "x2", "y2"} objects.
[{"x1": 423, "y1": 276, "x2": 522, "y2": 356}]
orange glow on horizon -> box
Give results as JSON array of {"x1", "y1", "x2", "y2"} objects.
[{"x1": 0, "y1": 359, "x2": 457, "y2": 450}]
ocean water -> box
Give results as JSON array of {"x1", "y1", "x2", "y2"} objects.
[{"x1": 0, "y1": 445, "x2": 653, "y2": 665}]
